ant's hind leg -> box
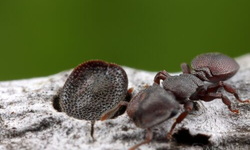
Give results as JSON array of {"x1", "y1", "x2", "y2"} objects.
[
  {"x1": 154, "y1": 70, "x2": 171, "y2": 84},
  {"x1": 201, "y1": 92, "x2": 239, "y2": 114},
  {"x1": 166, "y1": 101, "x2": 193, "y2": 139},
  {"x1": 207, "y1": 81, "x2": 249, "y2": 103},
  {"x1": 129, "y1": 128, "x2": 153, "y2": 150},
  {"x1": 219, "y1": 81, "x2": 249, "y2": 103},
  {"x1": 220, "y1": 94, "x2": 239, "y2": 114}
]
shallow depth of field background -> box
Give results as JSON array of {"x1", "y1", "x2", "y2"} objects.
[{"x1": 0, "y1": 0, "x2": 249, "y2": 81}]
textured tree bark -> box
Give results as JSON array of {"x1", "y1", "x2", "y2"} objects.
[{"x1": 0, "y1": 54, "x2": 250, "y2": 150}]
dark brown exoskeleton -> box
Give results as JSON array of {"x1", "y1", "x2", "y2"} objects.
[
  {"x1": 101, "y1": 83, "x2": 180, "y2": 150},
  {"x1": 154, "y1": 53, "x2": 249, "y2": 139},
  {"x1": 58, "y1": 60, "x2": 133, "y2": 139}
]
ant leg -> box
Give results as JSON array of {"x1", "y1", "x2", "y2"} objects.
[
  {"x1": 166, "y1": 101, "x2": 193, "y2": 139},
  {"x1": 90, "y1": 120, "x2": 96, "y2": 141},
  {"x1": 127, "y1": 87, "x2": 134, "y2": 95},
  {"x1": 110, "y1": 87, "x2": 134, "y2": 119},
  {"x1": 192, "y1": 67, "x2": 213, "y2": 81},
  {"x1": 193, "y1": 72, "x2": 208, "y2": 81},
  {"x1": 220, "y1": 93, "x2": 239, "y2": 114},
  {"x1": 219, "y1": 81, "x2": 249, "y2": 103},
  {"x1": 181, "y1": 63, "x2": 191, "y2": 74},
  {"x1": 125, "y1": 87, "x2": 134, "y2": 102},
  {"x1": 101, "y1": 101, "x2": 129, "y2": 121},
  {"x1": 201, "y1": 92, "x2": 239, "y2": 114},
  {"x1": 207, "y1": 81, "x2": 249, "y2": 103},
  {"x1": 129, "y1": 128, "x2": 153, "y2": 150},
  {"x1": 194, "y1": 67, "x2": 213, "y2": 78},
  {"x1": 154, "y1": 70, "x2": 171, "y2": 84}
]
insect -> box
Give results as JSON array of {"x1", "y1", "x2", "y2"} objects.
[
  {"x1": 58, "y1": 60, "x2": 133, "y2": 139},
  {"x1": 101, "y1": 83, "x2": 180, "y2": 150},
  {"x1": 154, "y1": 52, "x2": 249, "y2": 139}
]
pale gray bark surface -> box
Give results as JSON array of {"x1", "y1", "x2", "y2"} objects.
[{"x1": 0, "y1": 54, "x2": 250, "y2": 150}]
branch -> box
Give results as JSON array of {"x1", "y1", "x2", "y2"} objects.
[{"x1": 0, "y1": 54, "x2": 250, "y2": 150}]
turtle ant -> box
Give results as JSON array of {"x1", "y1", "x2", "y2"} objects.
[{"x1": 102, "y1": 53, "x2": 249, "y2": 150}]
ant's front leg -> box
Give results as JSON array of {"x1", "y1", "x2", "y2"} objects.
[{"x1": 101, "y1": 101, "x2": 129, "y2": 121}]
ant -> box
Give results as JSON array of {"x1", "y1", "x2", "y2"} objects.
[
  {"x1": 155, "y1": 52, "x2": 249, "y2": 139},
  {"x1": 102, "y1": 53, "x2": 249, "y2": 150}
]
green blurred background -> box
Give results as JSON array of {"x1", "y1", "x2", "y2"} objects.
[{"x1": 0, "y1": 0, "x2": 249, "y2": 81}]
